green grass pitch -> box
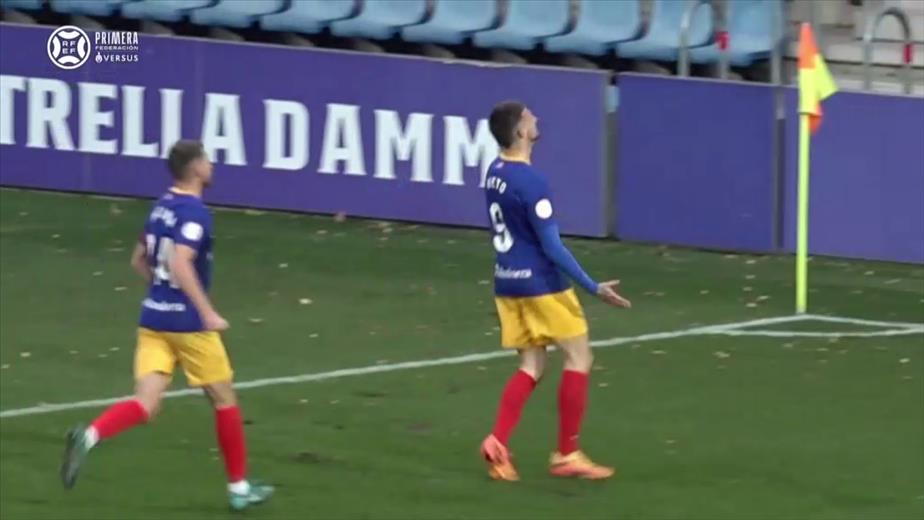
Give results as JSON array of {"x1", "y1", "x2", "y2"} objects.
[{"x1": 0, "y1": 188, "x2": 922, "y2": 520}]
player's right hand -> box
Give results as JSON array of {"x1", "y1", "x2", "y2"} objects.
[
  {"x1": 203, "y1": 311, "x2": 230, "y2": 331},
  {"x1": 597, "y1": 280, "x2": 632, "y2": 308}
]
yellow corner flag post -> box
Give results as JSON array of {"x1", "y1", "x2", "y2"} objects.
[{"x1": 796, "y1": 23, "x2": 838, "y2": 314}]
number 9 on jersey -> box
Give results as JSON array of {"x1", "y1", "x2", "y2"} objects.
[{"x1": 489, "y1": 202, "x2": 514, "y2": 253}]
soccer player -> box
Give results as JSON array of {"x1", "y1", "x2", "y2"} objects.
[
  {"x1": 480, "y1": 101, "x2": 632, "y2": 481},
  {"x1": 60, "y1": 140, "x2": 273, "y2": 510}
]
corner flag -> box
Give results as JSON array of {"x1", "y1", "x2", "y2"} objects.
[
  {"x1": 795, "y1": 23, "x2": 838, "y2": 313},
  {"x1": 798, "y1": 24, "x2": 838, "y2": 133}
]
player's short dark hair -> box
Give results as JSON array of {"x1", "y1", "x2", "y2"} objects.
[
  {"x1": 489, "y1": 101, "x2": 526, "y2": 149},
  {"x1": 167, "y1": 140, "x2": 205, "y2": 181}
]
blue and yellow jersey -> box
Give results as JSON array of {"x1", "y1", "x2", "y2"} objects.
[
  {"x1": 138, "y1": 189, "x2": 213, "y2": 332},
  {"x1": 484, "y1": 157, "x2": 571, "y2": 297}
]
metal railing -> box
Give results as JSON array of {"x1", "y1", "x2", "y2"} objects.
[
  {"x1": 863, "y1": 6, "x2": 914, "y2": 94},
  {"x1": 769, "y1": 0, "x2": 784, "y2": 85},
  {"x1": 678, "y1": 0, "x2": 725, "y2": 78}
]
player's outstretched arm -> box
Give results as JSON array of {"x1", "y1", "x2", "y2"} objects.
[
  {"x1": 536, "y1": 225, "x2": 632, "y2": 309},
  {"x1": 130, "y1": 242, "x2": 152, "y2": 285},
  {"x1": 525, "y1": 178, "x2": 630, "y2": 308},
  {"x1": 170, "y1": 245, "x2": 228, "y2": 331},
  {"x1": 536, "y1": 223, "x2": 599, "y2": 294}
]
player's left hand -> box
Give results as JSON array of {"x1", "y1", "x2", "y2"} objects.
[
  {"x1": 597, "y1": 280, "x2": 632, "y2": 309},
  {"x1": 203, "y1": 311, "x2": 230, "y2": 331}
]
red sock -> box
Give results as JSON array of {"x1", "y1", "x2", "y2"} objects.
[
  {"x1": 215, "y1": 406, "x2": 247, "y2": 483},
  {"x1": 90, "y1": 400, "x2": 148, "y2": 440},
  {"x1": 491, "y1": 370, "x2": 538, "y2": 446},
  {"x1": 558, "y1": 370, "x2": 589, "y2": 456}
]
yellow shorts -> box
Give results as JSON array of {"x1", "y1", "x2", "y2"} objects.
[
  {"x1": 494, "y1": 289, "x2": 589, "y2": 349},
  {"x1": 134, "y1": 328, "x2": 233, "y2": 387}
]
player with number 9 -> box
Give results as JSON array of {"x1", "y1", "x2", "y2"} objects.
[
  {"x1": 480, "y1": 101, "x2": 632, "y2": 481},
  {"x1": 60, "y1": 141, "x2": 273, "y2": 511}
]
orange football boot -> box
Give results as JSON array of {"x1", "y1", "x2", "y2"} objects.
[
  {"x1": 480, "y1": 434, "x2": 519, "y2": 482},
  {"x1": 549, "y1": 451, "x2": 615, "y2": 480}
]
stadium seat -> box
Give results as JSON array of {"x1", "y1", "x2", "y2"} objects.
[
  {"x1": 616, "y1": 0, "x2": 714, "y2": 62},
  {"x1": 0, "y1": 0, "x2": 43, "y2": 10},
  {"x1": 49, "y1": 0, "x2": 132, "y2": 16},
  {"x1": 260, "y1": 0, "x2": 357, "y2": 34},
  {"x1": 190, "y1": 0, "x2": 285, "y2": 29},
  {"x1": 473, "y1": 0, "x2": 571, "y2": 51},
  {"x1": 544, "y1": 0, "x2": 642, "y2": 56},
  {"x1": 401, "y1": 0, "x2": 499, "y2": 46},
  {"x1": 121, "y1": 0, "x2": 213, "y2": 23},
  {"x1": 689, "y1": 0, "x2": 782, "y2": 67},
  {"x1": 329, "y1": 0, "x2": 427, "y2": 40}
]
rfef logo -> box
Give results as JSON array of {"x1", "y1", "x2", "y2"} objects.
[{"x1": 46, "y1": 26, "x2": 92, "y2": 70}]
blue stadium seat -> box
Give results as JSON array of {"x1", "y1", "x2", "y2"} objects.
[
  {"x1": 544, "y1": 0, "x2": 642, "y2": 56},
  {"x1": 121, "y1": 0, "x2": 213, "y2": 23},
  {"x1": 0, "y1": 0, "x2": 44, "y2": 10},
  {"x1": 617, "y1": 0, "x2": 714, "y2": 62},
  {"x1": 689, "y1": 0, "x2": 782, "y2": 67},
  {"x1": 260, "y1": 0, "x2": 357, "y2": 34},
  {"x1": 49, "y1": 0, "x2": 132, "y2": 16},
  {"x1": 329, "y1": 0, "x2": 427, "y2": 40},
  {"x1": 401, "y1": 0, "x2": 498, "y2": 46},
  {"x1": 191, "y1": 0, "x2": 285, "y2": 29},
  {"x1": 473, "y1": 0, "x2": 570, "y2": 51}
]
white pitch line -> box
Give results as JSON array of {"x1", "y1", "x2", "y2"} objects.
[
  {"x1": 800, "y1": 314, "x2": 924, "y2": 330},
  {"x1": 711, "y1": 328, "x2": 924, "y2": 338},
  {"x1": 0, "y1": 314, "x2": 805, "y2": 420}
]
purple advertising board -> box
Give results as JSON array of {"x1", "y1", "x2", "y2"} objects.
[
  {"x1": 615, "y1": 74, "x2": 777, "y2": 253},
  {"x1": 782, "y1": 89, "x2": 924, "y2": 264},
  {"x1": 0, "y1": 24, "x2": 609, "y2": 236}
]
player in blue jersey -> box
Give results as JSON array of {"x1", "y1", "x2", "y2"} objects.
[
  {"x1": 480, "y1": 101, "x2": 632, "y2": 481},
  {"x1": 60, "y1": 141, "x2": 273, "y2": 510}
]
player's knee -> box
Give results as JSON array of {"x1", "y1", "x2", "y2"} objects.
[
  {"x1": 518, "y1": 348, "x2": 547, "y2": 381},
  {"x1": 519, "y1": 363, "x2": 545, "y2": 381},
  {"x1": 561, "y1": 344, "x2": 593, "y2": 373},
  {"x1": 203, "y1": 381, "x2": 237, "y2": 409},
  {"x1": 135, "y1": 395, "x2": 162, "y2": 421},
  {"x1": 134, "y1": 372, "x2": 169, "y2": 421}
]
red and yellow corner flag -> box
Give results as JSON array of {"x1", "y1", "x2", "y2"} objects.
[{"x1": 798, "y1": 23, "x2": 838, "y2": 133}]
